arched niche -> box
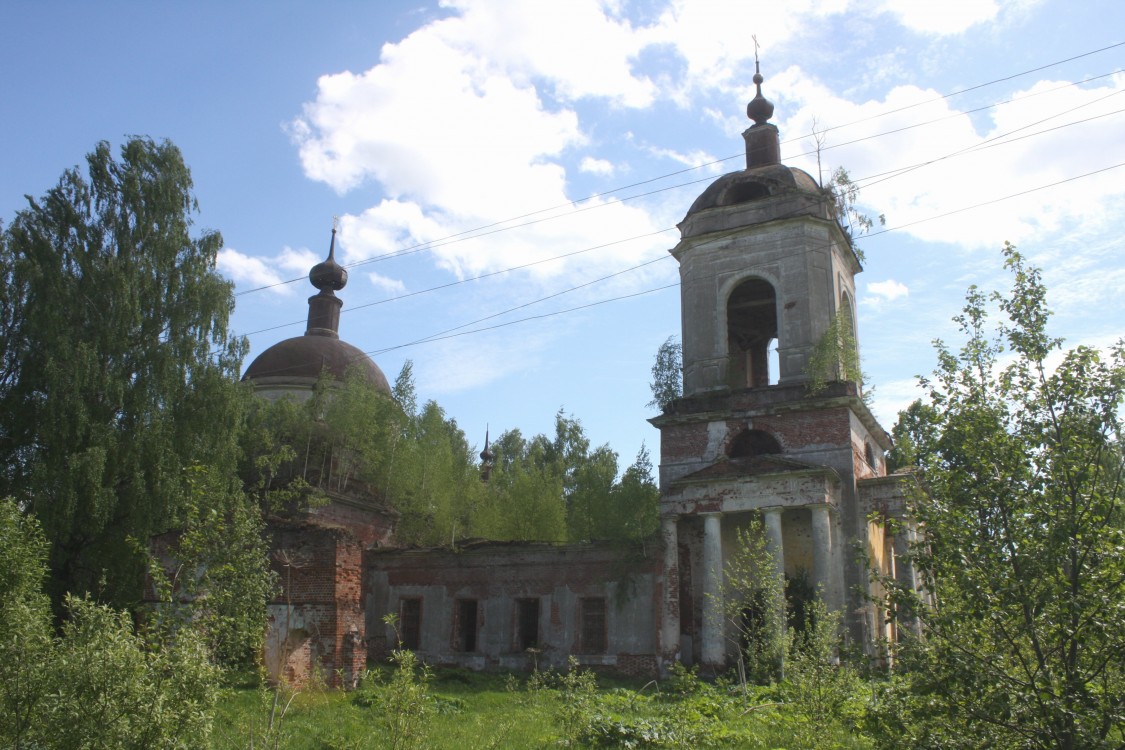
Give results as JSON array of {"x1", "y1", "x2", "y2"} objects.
[
  {"x1": 726, "y1": 277, "x2": 778, "y2": 389},
  {"x1": 728, "y1": 428, "x2": 782, "y2": 459},
  {"x1": 840, "y1": 291, "x2": 858, "y2": 359}
]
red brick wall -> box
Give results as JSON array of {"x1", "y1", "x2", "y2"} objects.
[
  {"x1": 268, "y1": 521, "x2": 368, "y2": 689},
  {"x1": 754, "y1": 408, "x2": 851, "y2": 450}
]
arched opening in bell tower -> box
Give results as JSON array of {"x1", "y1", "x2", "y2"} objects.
[
  {"x1": 728, "y1": 428, "x2": 782, "y2": 458},
  {"x1": 726, "y1": 277, "x2": 778, "y2": 389}
]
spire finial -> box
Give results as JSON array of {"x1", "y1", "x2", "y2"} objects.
[
  {"x1": 746, "y1": 40, "x2": 774, "y2": 126},
  {"x1": 742, "y1": 43, "x2": 781, "y2": 167},
  {"x1": 479, "y1": 425, "x2": 495, "y2": 482},
  {"x1": 310, "y1": 221, "x2": 347, "y2": 294}
]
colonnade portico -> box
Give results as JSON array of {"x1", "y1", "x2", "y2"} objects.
[{"x1": 660, "y1": 500, "x2": 840, "y2": 670}]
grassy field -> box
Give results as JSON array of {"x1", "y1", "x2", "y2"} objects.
[{"x1": 211, "y1": 662, "x2": 876, "y2": 749}]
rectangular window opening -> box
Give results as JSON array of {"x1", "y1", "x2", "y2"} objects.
[
  {"x1": 399, "y1": 598, "x2": 422, "y2": 651},
  {"x1": 516, "y1": 598, "x2": 540, "y2": 651},
  {"x1": 457, "y1": 599, "x2": 478, "y2": 653},
  {"x1": 580, "y1": 597, "x2": 607, "y2": 654}
]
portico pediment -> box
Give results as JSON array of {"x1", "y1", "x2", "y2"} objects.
[{"x1": 662, "y1": 455, "x2": 841, "y2": 516}]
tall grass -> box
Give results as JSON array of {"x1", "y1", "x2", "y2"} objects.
[{"x1": 213, "y1": 663, "x2": 874, "y2": 749}]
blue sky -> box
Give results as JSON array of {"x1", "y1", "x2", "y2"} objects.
[{"x1": 4, "y1": 1, "x2": 1124, "y2": 473}]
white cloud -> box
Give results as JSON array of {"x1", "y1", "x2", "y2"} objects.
[
  {"x1": 580, "y1": 156, "x2": 615, "y2": 176},
  {"x1": 645, "y1": 145, "x2": 723, "y2": 171},
  {"x1": 773, "y1": 68, "x2": 1125, "y2": 252},
  {"x1": 288, "y1": 0, "x2": 1124, "y2": 318},
  {"x1": 865, "y1": 279, "x2": 909, "y2": 304},
  {"x1": 647, "y1": 0, "x2": 848, "y2": 101},
  {"x1": 877, "y1": 0, "x2": 1000, "y2": 34},
  {"x1": 217, "y1": 246, "x2": 321, "y2": 294},
  {"x1": 869, "y1": 377, "x2": 926, "y2": 428},
  {"x1": 439, "y1": 0, "x2": 658, "y2": 107},
  {"x1": 289, "y1": 1, "x2": 682, "y2": 290},
  {"x1": 366, "y1": 271, "x2": 407, "y2": 296}
]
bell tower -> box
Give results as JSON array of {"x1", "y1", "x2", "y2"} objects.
[
  {"x1": 653, "y1": 64, "x2": 906, "y2": 671},
  {"x1": 676, "y1": 65, "x2": 861, "y2": 397}
]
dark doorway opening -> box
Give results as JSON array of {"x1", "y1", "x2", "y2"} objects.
[
  {"x1": 457, "y1": 599, "x2": 478, "y2": 652},
  {"x1": 516, "y1": 598, "x2": 540, "y2": 651}
]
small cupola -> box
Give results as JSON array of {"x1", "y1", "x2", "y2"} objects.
[{"x1": 743, "y1": 61, "x2": 780, "y2": 168}]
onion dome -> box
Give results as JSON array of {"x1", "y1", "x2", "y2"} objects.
[
  {"x1": 242, "y1": 227, "x2": 391, "y2": 395},
  {"x1": 678, "y1": 60, "x2": 823, "y2": 231},
  {"x1": 479, "y1": 427, "x2": 495, "y2": 482},
  {"x1": 742, "y1": 61, "x2": 780, "y2": 168},
  {"x1": 309, "y1": 229, "x2": 348, "y2": 292}
]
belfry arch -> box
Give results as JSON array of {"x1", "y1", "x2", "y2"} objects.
[
  {"x1": 726, "y1": 277, "x2": 777, "y2": 389},
  {"x1": 727, "y1": 428, "x2": 782, "y2": 459}
]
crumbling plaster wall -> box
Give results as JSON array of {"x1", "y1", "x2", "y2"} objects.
[{"x1": 365, "y1": 543, "x2": 661, "y2": 677}]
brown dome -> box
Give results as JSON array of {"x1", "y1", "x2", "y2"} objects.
[
  {"x1": 241, "y1": 226, "x2": 391, "y2": 395},
  {"x1": 682, "y1": 164, "x2": 821, "y2": 221},
  {"x1": 242, "y1": 334, "x2": 391, "y2": 394}
]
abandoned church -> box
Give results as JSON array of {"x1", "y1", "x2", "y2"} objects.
[{"x1": 239, "y1": 68, "x2": 919, "y2": 688}]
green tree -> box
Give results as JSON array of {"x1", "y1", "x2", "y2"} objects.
[
  {"x1": 876, "y1": 244, "x2": 1125, "y2": 749},
  {"x1": 721, "y1": 519, "x2": 789, "y2": 685},
  {"x1": 0, "y1": 138, "x2": 248, "y2": 611},
  {"x1": 483, "y1": 435, "x2": 568, "y2": 542},
  {"x1": 390, "y1": 399, "x2": 483, "y2": 546},
  {"x1": 826, "y1": 165, "x2": 884, "y2": 264},
  {"x1": 150, "y1": 463, "x2": 276, "y2": 666},
  {"x1": 647, "y1": 335, "x2": 682, "y2": 411},
  {"x1": 884, "y1": 398, "x2": 940, "y2": 473},
  {"x1": 602, "y1": 444, "x2": 660, "y2": 542},
  {"x1": 0, "y1": 498, "x2": 53, "y2": 748},
  {"x1": 0, "y1": 498, "x2": 220, "y2": 749},
  {"x1": 806, "y1": 306, "x2": 866, "y2": 398}
]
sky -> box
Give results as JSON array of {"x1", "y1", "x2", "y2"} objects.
[{"x1": 4, "y1": 1, "x2": 1124, "y2": 474}]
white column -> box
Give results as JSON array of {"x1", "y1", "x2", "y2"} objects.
[
  {"x1": 896, "y1": 524, "x2": 923, "y2": 637},
  {"x1": 701, "y1": 512, "x2": 725, "y2": 667},
  {"x1": 810, "y1": 504, "x2": 834, "y2": 609},
  {"x1": 762, "y1": 507, "x2": 785, "y2": 582},
  {"x1": 761, "y1": 508, "x2": 786, "y2": 678},
  {"x1": 660, "y1": 516, "x2": 681, "y2": 663}
]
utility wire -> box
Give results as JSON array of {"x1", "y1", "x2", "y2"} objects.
[
  {"x1": 394, "y1": 254, "x2": 674, "y2": 349},
  {"x1": 239, "y1": 229, "x2": 678, "y2": 338},
  {"x1": 852, "y1": 89, "x2": 1125, "y2": 192},
  {"x1": 232, "y1": 45, "x2": 1125, "y2": 297},
  {"x1": 240, "y1": 159, "x2": 1125, "y2": 378},
  {"x1": 798, "y1": 41, "x2": 1125, "y2": 141},
  {"x1": 238, "y1": 92, "x2": 1125, "y2": 343},
  {"x1": 367, "y1": 162, "x2": 1125, "y2": 359},
  {"x1": 864, "y1": 161, "x2": 1125, "y2": 238},
  {"x1": 368, "y1": 283, "x2": 681, "y2": 357}
]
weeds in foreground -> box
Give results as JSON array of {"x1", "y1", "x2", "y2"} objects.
[{"x1": 218, "y1": 657, "x2": 875, "y2": 749}]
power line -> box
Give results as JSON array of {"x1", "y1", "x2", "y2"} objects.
[
  {"x1": 367, "y1": 283, "x2": 681, "y2": 357},
  {"x1": 852, "y1": 91, "x2": 1125, "y2": 192},
  {"x1": 798, "y1": 42, "x2": 1125, "y2": 142},
  {"x1": 238, "y1": 228, "x2": 678, "y2": 338},
  {"x1": 370, "y1": 162, "x2": 1125, "y2": 358},
  {"x1": 784, "y1": 70, "x2": 1125, "y2": 167},
  {"x1": 232, "y1": 45, "x2": 1125, "y2": 297},
  {"x1": 864, "y1": 161, "x2": 1125, "y2": 237},
  {"x1": 240, "y1": 159, "x2": 1125, "y2": 378},
  {"x1": 237, "y1": 92, "x2": 1125, "y2": 344},
  {"x1": 393, "y1": 254, "x2": 674, "y2": 349}
]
